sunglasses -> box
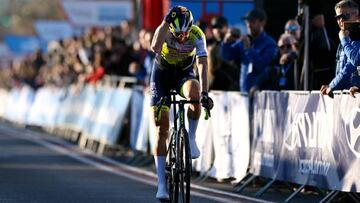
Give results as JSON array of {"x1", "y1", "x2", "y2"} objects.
[
  {"x1": 279, "y1": 44, "x2": 292, "y2": 50},
  {"x1": 173, "y1": 31, "x2": 190, "y2": 38},
  {"x1": 285, "y1": 25, "x2": 299, "y2": 31},
  {"x1": 334, "y1": 13, "x2": 351, "y2": 21}
]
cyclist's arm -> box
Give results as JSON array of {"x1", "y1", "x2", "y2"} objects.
[
  {"x1": 151, "y1": 21, "x2": 169, "y2": 54},
  {"x1": 196, "y1": 57, "x2": 208, "y2": 92}
]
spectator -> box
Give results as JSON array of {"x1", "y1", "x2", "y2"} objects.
[
  {"x1": 222, "y1": 8, "x2": 278, "y2": 93},
  {"x1": 31, "y1": 49, "x2": 45, "y2": 74},
  {"x1": 85, "y1": 48, "x2": 105, "y2": 84},
  {"x1": 209, "y1": 15, "x2": 239, "y2": 90},
  {"x1": 320, "y1": 0, "x2": 360, "y2": 96},
  {"x1": 284, "y1": 19, "x2": 301, "y2": 41},
  {"x1": 142, "y1": 30, "x2": 155, "y2": 86},
  {"x1": 308, "y1": 8, "x2": 337, "y2": 90},
  {"x1": 197, "y1": 21, "x2": 214, "y2": 45},
  {"x1": 211, "y1": 16, "x2": 229, "y2": 44},
  {"x1": 273, "y1": 33, "x2": 298, "y2": 90},
  {"x1": 207, "y1": 43, "x2": 235, "y2": 91}
]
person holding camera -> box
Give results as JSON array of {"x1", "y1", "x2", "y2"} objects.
[
  {"x1": 221, "y1": 8, "x2": 278, "y2": 93},
  {"x1": 320, "y1": 0, "x2": 360, "y2": 97}
]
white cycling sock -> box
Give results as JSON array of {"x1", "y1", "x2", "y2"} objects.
[
  {"x1": 187, "y1": 118, "x2": 199, "y2": 140},
  {"x1": 154, "y1": 156, "x2": 166, "y2": 185}
]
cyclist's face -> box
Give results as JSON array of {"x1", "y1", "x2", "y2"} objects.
[{"x1": 173, "y1": 31, "x2": 190, "y2": 43}]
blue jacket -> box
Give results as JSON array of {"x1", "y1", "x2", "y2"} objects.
[
  {"x1": 329, "y1": 38, "x2": 360, "y2": 90},
  {"x1": 222, "y1": 32, "x2": 278, "y2": 92}
]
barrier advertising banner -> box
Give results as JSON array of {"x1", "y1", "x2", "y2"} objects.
[
  {"x1": 207, "y1": 92, "x2": 250, "y2": 181},
  {"x1": 251, "y1": 91, "x2": 289, "y2": 178},
  {"x1": 251, "y1": 91, "x2": 360, "y2": 192},
  {"x1": 333, "y1": 94, "x2": 360, "y2": 192}
]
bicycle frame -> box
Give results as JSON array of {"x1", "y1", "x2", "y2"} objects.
[{"x1": 164, "y1": 90, "x2": 198, "y2": 203}]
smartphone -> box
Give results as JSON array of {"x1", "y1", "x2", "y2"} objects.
[{"x1": 344, "y1": 21, "x2": 360, "y2": 41}]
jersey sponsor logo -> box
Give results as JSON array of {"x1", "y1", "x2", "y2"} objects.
[{"x1": 150, "y1": 82, "x2": 158, "y2": 98}]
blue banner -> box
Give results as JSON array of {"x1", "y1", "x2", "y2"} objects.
[
  {"x1": 34, "y1": 20, "x2": 74, "y2": 42},
  {"x1": 4, "y1": 35, "x2": 40, "y2": 56}
]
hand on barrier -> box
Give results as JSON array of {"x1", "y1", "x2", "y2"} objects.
[
  {"x1": 350, "y1": 86, "x2": 360, "y2": 98},
  {"x1": 200, "y1": 92, "x2": 213, "y2": 120}
]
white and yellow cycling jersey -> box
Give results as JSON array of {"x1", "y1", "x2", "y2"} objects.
[{"x1": 160, "y1": 25, "x2": 208, "y2": 67}]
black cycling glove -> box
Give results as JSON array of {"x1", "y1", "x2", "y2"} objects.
[{"x1": 200, "y1": 91, "x2": 214, "y2": 110}]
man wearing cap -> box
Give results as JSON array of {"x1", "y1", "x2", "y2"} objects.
[
  {"x1": 211, "y1": 16, "x2": 229, "y2": 44},
  {"x1": 221, "y1": 8, "x2": 278, "y2": 93}
]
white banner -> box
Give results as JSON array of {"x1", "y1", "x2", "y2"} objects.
[
  {"x1": 229, "y1": 92, "x2": 250, "y2": 182},
  {"x1": 4, "y1": 85, "x2": 34, "y2": 123},
  {"x1": 208, "y1": 92, "x2": 250, "y2": 181},
  {"x1": 27, "y1": 86, "x2": 65, "y2": 128},
  {"x1": 0, "y1": 88, "x2": 9, "y2": 118}
]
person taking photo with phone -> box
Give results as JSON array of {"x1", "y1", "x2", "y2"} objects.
[{"x1": 320, "y1": 0, "x2": 360, "y2": 97}]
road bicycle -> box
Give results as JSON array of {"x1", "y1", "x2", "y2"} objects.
[{"x1": 156, "y1": 90, "x2": 210, "y2": 203}]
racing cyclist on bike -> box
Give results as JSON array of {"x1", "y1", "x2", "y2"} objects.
[{"x1": 150, "y1": 5, "x2": 214, "y2": 200}]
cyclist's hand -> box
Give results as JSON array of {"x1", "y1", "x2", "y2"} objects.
[
  {"x1": 164, "y1": 7, "x2": 178, "y2": 24},
  {"x1": 200, "y1": 92, "x2": 214, "y2": 110},
  {"x1": 200, "y1": 91, "x2": 213, "y2": 119}
]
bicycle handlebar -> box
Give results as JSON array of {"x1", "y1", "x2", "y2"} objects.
[{"x1": 155, "y1": 94, "x2": 211, "y2": 121}]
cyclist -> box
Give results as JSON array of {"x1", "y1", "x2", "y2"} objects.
[{"x1": 150, "y1": 5, "x2": 214, "y2": 200}]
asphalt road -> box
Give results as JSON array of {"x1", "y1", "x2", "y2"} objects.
[{"x1": 0, "y1": 123, "x2": 266, "y2": 203}]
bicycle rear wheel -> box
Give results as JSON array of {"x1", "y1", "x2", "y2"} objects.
[{"x1": 178, "y1": 127, "x2": 191, "y2": 203}]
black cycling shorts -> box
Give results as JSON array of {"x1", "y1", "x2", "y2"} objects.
[{"x1": 150, "y1": 59, "x2": 197, "y2": 107}]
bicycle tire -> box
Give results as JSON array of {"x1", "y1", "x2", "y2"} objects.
[
  {"x1": 179, "y1": 127, "x2": 191, "y2": 203},
  {"x1": 166, "y1": 130, "x2": 177, "y2": 203},
  {"x1": 165, "y1": 135, "x2": 174, "y2": 202}
]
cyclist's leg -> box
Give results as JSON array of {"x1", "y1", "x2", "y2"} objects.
[
  {"x1": 152, "y1": 108, "x2": 170, "y2": 200},
  {"x1": 179, "y1": 69, "x2": 201, "y2": 159},
  {"x1": 150, "y1": 60, "x2": 170, "y2": 200}
]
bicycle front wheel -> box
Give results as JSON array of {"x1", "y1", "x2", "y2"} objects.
[{"x1": 178, "y1": 127, "x2": 191, "y2": 203}]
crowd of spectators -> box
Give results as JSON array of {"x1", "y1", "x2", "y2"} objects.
[
  {"x1": 0, "y1": 0, "x2": 359, "y2": 98},
  {"x1": 0, "y1": 20, "x2": 155, "y2": 91}
]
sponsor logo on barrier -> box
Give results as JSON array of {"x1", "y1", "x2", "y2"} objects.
[
  {"x1": 298, "y1": 159, "x2": 330, "y2": 176},
  {"x1": 284, "y1": 112, "x2": 332, "y2": 151},
  {"x1": 345, "y1": 107, "x2": 360, "y2": 158}
]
